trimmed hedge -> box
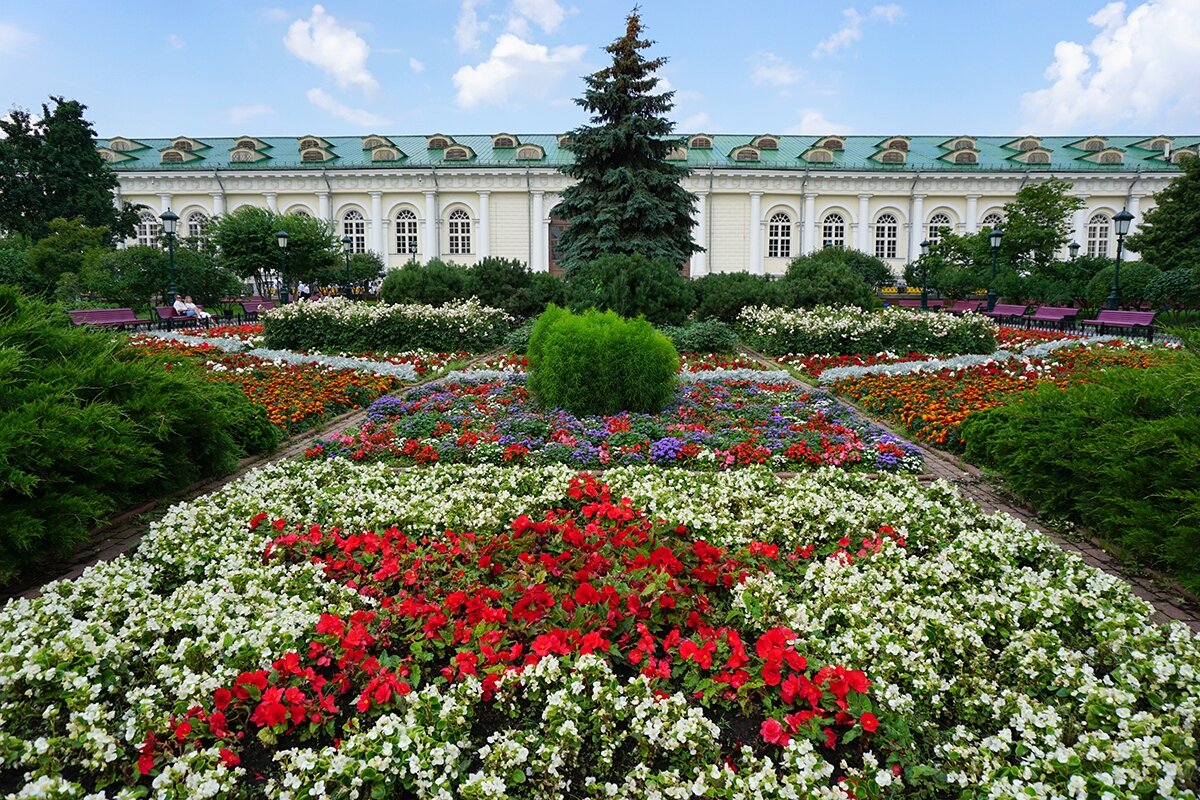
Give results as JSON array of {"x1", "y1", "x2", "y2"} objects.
[
  {"x1": 566, "y1": 253, "x2": 695, "y2": 326},
  {"x1": 527, "y1": 305, "x2": 679, "y2": 416},
  {"x1": 738, "y1": 305, "x2": 997, "y2": 356},
  {"x1": 660, "y1": 319, "x2": 740, "y2": 353},
  {"x1": 0, "y1": 288, "x2": 279, "y2": 585},
  {"x1": 961, "y1": 361, "x2": 1200, "y2": 594}
]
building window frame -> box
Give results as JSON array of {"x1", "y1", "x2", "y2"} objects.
[
  {"x1": 395, "y1": 209, "x2": 418, "y2": 256},
  {"x1": 822, "y1": 212, "x2": 846, "y2": 248},
  {"x1": 342, "y1": 209, "x2": 366, "y2": 254},
  {"x1": 874, "y1": 213, "x2": 898, "y2": 259},
  {"x1": 447, "y1": 208, "x2": 472, "y2": 255},
  {"x1": 767, "y1": 211, "x2": 792, "y2": 259},
  {"x1": 1087, "y1": 212, "x2": 1111, "y2": 258}
]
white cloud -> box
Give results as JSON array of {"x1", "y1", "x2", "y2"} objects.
[
  {"x1": 749, "y1": 52, "x2": 803, "y2": 87},
  {"x1": 167, "y1": 34, "x2": 185, "y2": 50},
  {"x1": 679, "y1": 112, "x2": 713, "y2": 131},
  {"x1": 307, "y1": 88, "x2": 388, "y2": 127},
  {"x1": 227, "y1": 104, "x2": 273, "y2": 125},
  {"x1": 812, "y1": 4, "x2": 904, "y2": 58},
  {"x1": 455, "y1": 0, "x2": 486, "y2": 52},
  {"x1": 452, "y1": 33, "x2": 586, "y2": 109},
  {"x1": 409, "y1": 57, "x2": 425, "y2": 73},
  {"x1": 284, "y1": 5, "x2": 377, "y2": 93},
  {"x1": 784, "y1": 109, "x2": 852, "y2": 135},
  {"x1": 512, "y1": 0, "x2": 564, "y2": 33},
  {"x1": 0, "y1": 22, "x2": 37, "y2": 54},
  {"x1": 1022, "y1": 0, "x2": 1200, "y2": 133},
  {"x1": 262, "y1": 7, "x2": 290, "y2": 22}
]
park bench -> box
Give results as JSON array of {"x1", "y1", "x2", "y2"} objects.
[
  {"x1": 1026, "y1": 306, "x2": 1078, "y2": 331},
  {"x1": 154, "y1": 305, "x2": 210, "y2": 331},
  {"x1": 944, "y1": 300, "x2": 986, "y2": 315},
  {"x1": 241, "y1": 300, "x2": 276, "y2": 321},
  {"x1": 66, "y1": 308, "x2": 153, "y2": 330},
  {"x1": 1079, "y1": 309, "x2": 1156, "y2": 340},
  {"x1": 892, "y1": 297, "x2": 946, "y2": 310},
  {"x1": 982, "y1": 303, "x2": 1029, "y2": 325}
]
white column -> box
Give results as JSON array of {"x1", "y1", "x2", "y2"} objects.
[
  {"x1": 965, "y1": 195, "x2": 979, "y2": 233},
  {"x1": 477, "y1": 191, "x2": 491, "y2": 260},
  {"x1": 263, "y1": 192, "x2": 278, "y2": 213},
  {"x1": 909, "y1": 194, "x2": 926, "y2": 262},
  {"x1": 857, "y1": 194, "x2": 871, "y2": 251},
  {"x1": 803, "y1": 192, "x2": 817, "y2": 254},
  {"x1": 691, "y1": 191, "x2": 708, "y2": 276},
  {"x1": 424, "y1": 190, "x2": 438, "y2": 261},
  {"x1": 748, "y1": 192, "x2": 762, "y2": 275},
  {"x1": 158, "y1": 192, "x2": 172, "y2": 213},
  {"x1": 316, "y1": 191, "x2": 331, "y2": 222},
  {"x1": 210, "y1": 192, "x2": 226, "y2": 216},
  {"x1": 1125, "y1": 195, "x2": 1142, "y2": 260},
  {"x1": 1071, "y1": 197, "x2": 1089, "y2": 255},
  {"x1": 369, "y1": 192, "x2": 383, "y2": 256},
  {"x1": 531, "y1": 190, "x2": 545, "y2": 272}
]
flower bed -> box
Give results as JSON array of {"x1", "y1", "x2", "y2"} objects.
[
  {"x1": 738, "y1": 305, "x2": 996, "y2": 356},
  {"x1": 994, "y1": 326, "x2": 1081, "y2": 352},
  {"x1": 186, "y1": 322, "x2": 264, "y2": 344},
  {"x1": 774, "y1": 352, "x2": 931, "y2": 380},
  {"x1": 2, "y1": 461, "x2": 1196, "y2": 798},
  {"x1": 678, "y1": 353, "x2": 766, "y2": 372},
  {"x1": 306, "y1": 375, "x2": 923, "y2": 472},
  {"x1": 830, "y1": 341, "x2": 1178, "y2": 448}
]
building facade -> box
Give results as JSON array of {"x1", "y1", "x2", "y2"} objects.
[{"x1": 101, "y1": 133, "x2": 1199, "y2": 277}]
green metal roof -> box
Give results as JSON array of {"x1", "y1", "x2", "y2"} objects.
[{"x1": 100, "y1": 134, "x2": 1197, "y2": 173}]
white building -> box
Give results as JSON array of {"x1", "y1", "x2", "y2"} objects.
[{"x1": 101, "y1": 132, "x2": 1198, "y2": 276}]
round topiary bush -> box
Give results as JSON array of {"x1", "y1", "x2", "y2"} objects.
[{"x1": 527, "y1": 305, "x2": 678, "y2": 416}]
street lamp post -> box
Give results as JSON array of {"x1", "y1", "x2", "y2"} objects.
[
  {"x1": 919, "y1": 239, "x2": 931, "y2": 311},
  {"x1": 276, "y1": 230, "x2": 289, "y2": 304},
  {"x1": 987, "y1": 226, "x2": 1004, "y2": 312},
  {"x1": 160, "y1": 209, "x2": 179, "y2": 300},
  {"x1": 1107, "y1": 209, "x2": 1135, "y2": 310},
  {"x1": 341, "y1": 234, "x2": 353, "y2": 299},
  {"x1": 1068, "y1": 241, "x2": 1081, "y2": 260}
]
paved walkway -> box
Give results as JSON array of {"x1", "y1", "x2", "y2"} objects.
[{"x1": 747, "y1": 347, "x2": 1200, "y2": 632}]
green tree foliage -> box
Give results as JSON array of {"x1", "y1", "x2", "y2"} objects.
[
  {"x1": 0, "y1": 97, "x2": 140, "y2": 243},
  {"x1": 23, "y1": 217, "x2": 108, "y2": 299},
  {"x1": 781, "y1": 256, "x2": 881, "y2": 310},
  {"x1": 80, "y1": 245, "x2": 241, "y2": 309},
  {"x1": 692, "y1": 272, "x2": 789, "y2": 323},
  {"x1": 0, "y1": 288, "x2": 278, "y2": 584},
  {"x1": 806, "y1": 247, "x2": 892, "y2": 288},
  {"x1": 1126, "y1": 154, "x2": 1200, "y2": 273},
  {"x1": 566, "y1": 253, "x2": 695, "y2": 325},
  {"x1": 1085, "y1": 261, "x2": 1161, "y2": 309},
  {"x1": 1145, "y1": 268, "x2": 1200, "y2": 309},
  {"x1": 379, "y1": 259, "x2": 469, "y2": 306},
  {"x1": 208, "y1": 207, "x2": 338, "y2": 289},
  {"x1": 553, "y1": 11, "x2": 698, "y2": 273},
  {"x1": 998, "y1": 178, "x2": 1083, "y2": 274}
]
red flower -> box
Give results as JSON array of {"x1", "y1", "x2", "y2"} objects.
[
  {"x1": 860, "y1": 712, "x2": 879, "y2": 733},
  {"x1": 213, "y1": 688, "x2": 232, "y2": 710},
  {"x1": 760, "y1": 717, "x2": 790, "y2": 746},
  {"x1": 219, "y1": 748, "x2": 240, "y2": 767}
]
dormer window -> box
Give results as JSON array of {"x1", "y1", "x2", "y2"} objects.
[
  {"x1": 1143, "y1": 136, "x2": 1171, "y2": 151},
  {"x1": 492, "y1": 135, "x2": 516, "y2": 149},
  {"x1": 885, "y1": 138, "x2": 909, "y2": 151},
  {"x1": 1172, "y1": 149, "x2": 1197, "y2": 164},
  {"x1": 557, "y1": 134, "x2": 573, "y2": 148},
  {"x1": 950, "y1": 137, "x2": 975, "y2": 151},
  {"x1": 879, "y1": 150, "x2": 906, "y2": 164},
  {"x1": 301, "y1": 149, "x2": 326, "y2": 162},
  {"x1": 110, "y1": 140, "x2": 130, "y2": 152},
  {"x1": 427, "y1": 136, "x2": 451, "y2": 149},
  {"x1": 231, "y1": 150, "x2": 257, "y2": 163},
  {"x1": 665, "y1": 146, "x2": 687, "y2": 160},
  {"x1": 236, "y1": 138, "x2": 257, "y2": 151},
  {"x1": 299, "y1": 138, "x2": 321, "y2": 150},
  {"x1": 363, "y1": 136, "x2": 385, "y2": 149},
  {"x1": 688, "y1": 135, "x2": 713, "y2": 149},
  {"x1": 1026, "y1": 151, "x2": 1050, "y2": 164},
  {"x1": 953, "y1": 151, "x2": 977, "y2": 164},
  {"x1": 733, "y1": 147, "x2": 760, "y2": 162},
  {"x1": 753, "y1": 135, "x2": 779, "y2": 150},
  {"x1": 819, "y1": 136, "x2": 844, "y2": 150},
  {"x1": 444, "y1": 146, "x2": 470, "y2": 161},
  {"x1": 371, "y1": 147, "x2": 398, "y2": 162},
  {"x1": 804, "y1": 148, "x2": 833, "y2": 163},
  {"x1": 172, "y1": 139, "x2": 193, "y2": 151},
  {"x1": 1099, "y1": 150, "x2": 1122, "y2": 164},
  {"x1": 1075, "y1": 137, "x2": 1105, "y2": 151},
  {"x1": 516, "y1": 145, "x2": 544, "y2": 160},
  {"x1": 99, "y1": 150, "x2": 115, "y2": 162},
  {"x1": 161, "y1": 151, "x2": 184, "y2": 164},
  {"x1": 1017, "y1": 138, "x2": 1040, "y2": 151}
]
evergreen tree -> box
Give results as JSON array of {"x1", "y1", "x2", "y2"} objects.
[
  {"x1": 0, "y1": 97, "x2": 139, "y2": 243},
  {"x1": 1125, "y1": 154, "x2": 1200, "y2": 273},
  {"x1": 554, "y1": 11, "x2": 699, "y2": 274}
]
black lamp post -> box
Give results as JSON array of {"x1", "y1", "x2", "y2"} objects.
[
  {"x1": 1068, "y1": 241, "x2": 1081, "y2": 260},
  {"x1": 276, "y1": 230, "x2": 289, "y2": 304},
  {"x1": 919, "y1": 239, "x2": 931, "y2": 311},
  {"x1": 987, "y1": 226, "x2": 1004, "y2": 312},
  {"x1": 1106, "y1": 209, "x2": 1134, "y2": 310},
  {"x1": 341, "y1": 234, "x2": 353, "y2": 299},
  {"x1": 160, "y1": 209, "x2": 179, "y2": 299}
]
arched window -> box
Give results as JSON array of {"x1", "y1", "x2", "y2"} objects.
[
  {"x1": 372, "y1": 148, "x2": 398, "y2": 162},
  {"x1": 689, "y1": 136, "x2": 712, "y2": 149},
  {"x1": 301, "y1": 149, "x2": 325, "y2": 162},
  {"x1": 110, "y1": 140, "x2": 130, "y2": 151},
  {"x1": 926, "y1": 213, "x2": 952, "y2": 243},
  {"x1": 874, "y1": 213, "x2": 898, "y2": 259},
  {"x1": 186, "y1": 211, "x2": 209, "y2": 242},
  {"x1": 734, "y1": 147, "x2": 759, "y2": 162},
  {"x1": 363, "y1": 137, "x2": 385, "y2": 149},
  {"x1": 880, "y1": 150, "x2": 905, "y2": 164},
  {"x1": 299, "y1": 138, "x2": 321, "y2": 149},
  {"x1": 980, "y1": 213, "x2": 1004, "y2": 230},
  {"x1": 806, "y1": 149, "x2": 833, "y2": 163},
  {"x1": 173, "y1": 140, "x2": 193, "y2": 151},
  {"x1": 136, "y1": 212, "x2": 161, "y2": 248},
  {"x1": 230, "y1": 150, "x2": 256, "y2": 163},
  {"x1": 886, "y1": 138, "x2": 909, "y2": 151},
  {"x1": 1026, "y1": 151, "x2": 1050, "y2": 164},
  {"x1": 1099, "y1": 151, "x2": 1122, "y2": 164},
  {"x1": 954, "y1": 151, "x2": 977, "y2": 164},
  {"x1": 292, "y1": 209, "x2": 312, "y2": 218},
  {"x1": 235, "y1": 139, "x2": 257, "y2": 150},
  {"x1": 1017, "y1": 138, "x2": 1039, "y2": 151},
  {"x1": 1087, "y1": 213, "x2": 1111, "y2": 257},
  {"x1": 162, "y1": 151, "x2": 184, "y2": 164},
  {"x1": 516, "y1": 146, "x2": 543, "y2": 160},
  {"x1": 822, "y1": 212, "x2": 846, "y2": 248},
  {"x1": 448, "y1": 209, "x2": 472, "y2": 255},
  {"x1": 767, "y1": 212, "x2": 792, "y2": 258},
  {"x1": 952, "y1": 138, "x2": 974, "y2": 151},
  {"x1": 493, "y1": 136, "x2": 516, "y2": 148},
  {"x1": 342, "y1": 209, "x2": 366, "y2": 254},
  {"x1": 445, "y1": 147, "x2": 470, "y2": 161},
  {"x1": 395, "y1": 209, "x2": 418, "y2": 255},
  {"x1": 428, "y1": 137, "x2": 450, "y2": 149}
]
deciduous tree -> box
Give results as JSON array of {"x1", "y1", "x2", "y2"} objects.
[{"x1": 1126, "y1": 154, "x2": 1200, "y2": 274}]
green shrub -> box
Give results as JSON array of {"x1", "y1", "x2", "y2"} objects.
[
  {"x1": 504, "y1": 318, "x2": 536, "y2": 353},
  {"x1": 527, "y1": 305, "x2": 678, "y2": 416},
  {"x1": 566, "y1": 253, "x2": 696, "y2": 326},
  {"x1": 1085, "y1": 261, "x2": 1161, "y2": 309},
  {"x1": 0, "y1": 288, "x2": 277, "y2": 585},
  {"x1": 804, "y1": 247, "x2": 893, "y2": 288},
  {"x1": 379, "y1": 259, "x2": 469, "y2": 306},
  {"x1": 1146, "y1": 268, "x2": 1200, "y2": 309},
  {"x1": 961, "y1": 361, "x2": 1200, "y2": 593},
  {"x1": 660, "y1": 319, "x2": 739, "y2": 353},
  {"x1": 692, "y1": 272, "x2": 786, "y2": 323},
  {"x1": 780, "y1": 257, "x2": 881, "y2": 310}
]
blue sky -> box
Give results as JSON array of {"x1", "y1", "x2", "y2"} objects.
[{"x1": 2, "y1": 0, "x2": 1199, "y2": 138}]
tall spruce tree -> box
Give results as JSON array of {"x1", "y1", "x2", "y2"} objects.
[
  {"x1": 0, "y1": 97, "x2": 139, "y2": 243},
  {"x1": 554, "y1": 11, "x2": 699, "y2": 274}
]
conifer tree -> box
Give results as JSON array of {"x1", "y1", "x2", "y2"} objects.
[
  {"x1": 554, "y1": 10, "x2": 699, "y2": 274},
  {"x1": 1125, "y1": 154, "x2": 1200, "y2": 273}
]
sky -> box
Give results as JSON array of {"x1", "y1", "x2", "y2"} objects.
[{"x1": 2, "y1": 0, "x2": 1199, "y2": 139}]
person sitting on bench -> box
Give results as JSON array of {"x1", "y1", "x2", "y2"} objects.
[{"x1": 183, "y1": 295, "x2": 212, "y2": 319}]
